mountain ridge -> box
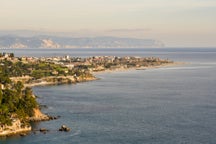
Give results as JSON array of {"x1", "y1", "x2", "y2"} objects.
[{"x1": 0, "y1": 35, "x2": 164, "y2": 48}]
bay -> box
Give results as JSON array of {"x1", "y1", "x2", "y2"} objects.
[{"x1": 1, "y1": 48, "x2": 216, "y2": 144}]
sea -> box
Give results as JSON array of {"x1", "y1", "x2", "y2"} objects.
[{"x1": 1, "y1": 48, "x2": 216, "y2": 144}]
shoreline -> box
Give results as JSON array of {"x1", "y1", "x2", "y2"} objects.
[
  {"x1": 10, "y1": 76, "x2": 98, "y2": 88},
  {"x1": 0, "y1": 108, "x2": 52, "y2": 138},
  {"x1": 23, "y1": 62, "x2": 184, "y2": 88},
  {"x1": 0, "y1": 119, "x2": 32, "y2": 138},
  {"x1": 25, "y1": 76, "x2": 97, "y2": 88},
  {"x1": 93, "y1": 62, "x2": 185, "y2": 74},
  {"x1": 0, "y1": 127, "x2": 31, "y2": 138},
  {"x1": 0, "y1": 76, "x2": 97, "y2": 137},
  {"x1": 0, "y1": 61, "x2": 184, "y2": 138}
]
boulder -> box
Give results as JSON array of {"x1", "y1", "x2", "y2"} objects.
[
  {"x1": 59, "y1": 125, "x2": 70, "y2": 132},
  {"x1": 39, "y1": 128, "x2": 48, "y2": 132}
]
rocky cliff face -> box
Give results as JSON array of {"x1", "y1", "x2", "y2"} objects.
[
  {"x1": 0, "y1": 119, "x2": 31, "y2": 137},
  {"x1": 0, "y1": 108, "x2": 50, "y2": 137},
  {"x1": 29, "y1": 108, "x2": 50, "y2": 121}
]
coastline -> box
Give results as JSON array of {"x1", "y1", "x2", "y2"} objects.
[
  {"x1": 0, "y1": 127, "x2": 31, "y2": 137},
  {"x1": 0, "y1": 76, "x2": 97, "y2": 137},
  {"x1": 25, "y1": 76, "x2": 97, "y2": 87},
  {"x1": 0, "y1": 108, "x2": 51, "y2": 137},
  {"x1": 93, "y1": 62, "x2": 185, "y2": 74},
  {"x1": 10, "y1": 75, "x2": 97, "y2": 88},
  {"x1": 0, "y1": 119, "x2": 31, "y2": 137},
  {"x1": 0, "y1": 61, "x2": 184, "y2": 138},
  {"x1": 22, "y1": 62, "x2": 184, "y2": 88}
]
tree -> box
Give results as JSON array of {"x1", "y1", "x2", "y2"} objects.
[
  {"x1": 14, "y1": 81, "x2": 24, "y2": 96},
  {"x1": 9, "y1": 53, "x2": 14, "y2": 58},
  {"x1": 0, "y1": 74, "x2": 11, "y2": 84}
]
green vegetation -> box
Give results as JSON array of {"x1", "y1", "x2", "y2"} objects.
[
  {"x1": 0, "y1": 78, "x2": 38, "y2": 125},
  {"x1": 0, "y1": 59, "x2": 92, "y2": 80},
  {"x1": 0, "y1": 54, "x2": 38, "y2": 125},
  {"x1": 0, "y1": 53, "x2": 93, "y2": 126}
]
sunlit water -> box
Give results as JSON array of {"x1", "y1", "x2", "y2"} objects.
[{"x1": 1, "y1": 48, "x2": 216, "y2": 144}]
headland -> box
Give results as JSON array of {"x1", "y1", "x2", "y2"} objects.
[{"x1": 0, "y1": 52, "x2": 179, "y2": 137}]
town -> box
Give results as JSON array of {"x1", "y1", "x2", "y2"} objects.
[{"x1": 1, "y1": 52, "x2": 172, "y2": 73}]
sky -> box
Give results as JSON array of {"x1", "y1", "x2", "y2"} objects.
[{"x1": 0, "y1": 0, "x2": 216, "y2": 47}]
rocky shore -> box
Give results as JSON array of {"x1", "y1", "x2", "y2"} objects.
[
  {"x1": 0, "y1": 120, "x2": 31, "y2": 137},
  {"x1": 0, "y1": 108, "x2": 47, "y2": 137},
  {"x1": 0, "y1": 107, "x2": 63, "y2": 137},
  {"x1": 0, "y1": 76, "x2": 96, "y2": 137}
]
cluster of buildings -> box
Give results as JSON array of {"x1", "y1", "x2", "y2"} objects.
[{"x1": 1, "y1": 53, "x2": 171, "y2": 73}]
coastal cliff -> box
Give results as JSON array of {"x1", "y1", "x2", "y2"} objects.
[
  {"x1": 0, "y1": 119, "x2": 31, "y2": 137},
  {"x1": 29, "y1": 108, "x2": 50, "y2": 121},
  {"x1": 0, "y1": 108, "x2": 49, "y2": 137}
]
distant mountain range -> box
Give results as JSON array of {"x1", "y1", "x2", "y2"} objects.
[{"x1": 0, "y1": 35, "x2": 164, "y2": 48}]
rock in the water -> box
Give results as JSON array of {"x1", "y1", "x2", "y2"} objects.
[
  {"x1": 49, "y1": 115, "x2": 60, "y2": 120},
  {"x1": 20, "y1": 133, "x2": 27, "y2": 137},
  {"x1": 59, "y1": 125, "x2": 70, "y2": 132},
  {"x1": 39, "y1": 128, "x2": 48, "y2": 132}
]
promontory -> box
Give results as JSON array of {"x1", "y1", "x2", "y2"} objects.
[{"x1": 0, "y1": 52, "x2": 175, "y2": 137}]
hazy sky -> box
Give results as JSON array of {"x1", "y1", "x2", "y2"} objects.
[{"x1": 0, "y1": 0, "x2": 216, "y2": 47}]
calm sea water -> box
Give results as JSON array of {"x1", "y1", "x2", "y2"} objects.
[{"x1": 1, "y1": 48, "x2": 216, "y2": 144}]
